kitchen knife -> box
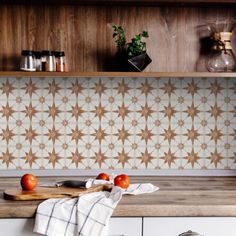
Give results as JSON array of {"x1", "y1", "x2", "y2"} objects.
[{"x1": 40, "y1": 180, "x2": 92, "y2": 189}]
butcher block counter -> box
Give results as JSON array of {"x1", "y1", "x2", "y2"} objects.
[{"x1": 1, "y1": 176, "x2": 236, "y2": 218}]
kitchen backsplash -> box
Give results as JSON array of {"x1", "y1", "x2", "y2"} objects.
[{"x1": 0, "y1": 76, "x2": 235, "y2": 170}]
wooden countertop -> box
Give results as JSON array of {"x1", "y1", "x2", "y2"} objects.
[{"x1": 1, "y1": 176, "x2": 236, "y2": 218}]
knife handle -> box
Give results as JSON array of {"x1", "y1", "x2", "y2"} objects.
[{"x1": 56, "y1": 180, "x2": 92, "y2": 189}]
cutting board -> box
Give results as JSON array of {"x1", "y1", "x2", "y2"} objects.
[{"x1": 4, "y1": 184, "x2": 112, "y2": 201}]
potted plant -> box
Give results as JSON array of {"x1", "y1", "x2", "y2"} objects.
[{"x1": 112, "y1": 24, "x2": 152, "y2": 72}]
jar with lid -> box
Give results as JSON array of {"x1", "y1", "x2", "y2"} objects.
[
  {"x1": 34, "y1": 51, "x2": 42, "y2": 71},
  {"x1": 20, "y1": 50, "x2": 36, "y2": 71},
  {"x1": 54, "y1": 51, "x2": 66, "y2": 72},
  {"x1": 206, "y1": 32, "x2": 236, "y2": 72},
  {"x1": 41, "y1": 50, "x2": 55, "y2": 72}
]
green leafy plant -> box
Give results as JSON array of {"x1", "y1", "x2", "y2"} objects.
[
  {"x1": 112, "y1": 24, "x2": 126, "y2": 54},
  {"x1": 112, "y1": 24, "x2": 149, "y2": 58}
]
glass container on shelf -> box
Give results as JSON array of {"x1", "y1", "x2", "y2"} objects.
[
  {"x1": 54, "y1": 51, "x2": 66, "y2": 72},
  {"x1": 20, "y1": 50, "x2": 36, "y2": 71},
  {"x1": 34, "y1": 51, "x2": 42, "y2": 71},
  {"x1": 41, "y1": 50, "x2": 55, "y2": 72},
  {"x1": 206, "y1": 32, "x2": 236, "y2": 72},
  {"x1": 196, "y1": 21, "x2": 236, "y2": 72}
]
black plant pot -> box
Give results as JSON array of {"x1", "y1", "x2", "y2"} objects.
[
  {"x1": 113, "y1": 52, "x2": 152, "y2": 72},
  {"x1": 127, "y1": 53, "x2": 152, "y2": 72}
]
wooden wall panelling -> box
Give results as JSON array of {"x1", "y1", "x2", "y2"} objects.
[{"x1": 0, "y1": 5, "x2": 236, "y2": 72}]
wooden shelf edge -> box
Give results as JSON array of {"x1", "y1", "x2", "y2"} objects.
[
  {"x1": 1, "y1": 0, "x2": 236, "y2": 6},
  {"x1": 0, "y1": 71, "x2": 236, "y2": 78}
]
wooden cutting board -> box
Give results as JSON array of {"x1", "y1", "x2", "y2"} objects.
[{"x1": 4, "y1": 184, "x2": 112, "y2": 201}]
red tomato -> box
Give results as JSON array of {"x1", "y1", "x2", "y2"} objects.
[
  {"x1": 114, "y1": 174, "x2": 130, "y2": 189},
  {"x1": 96, "y1": 172, "x2": 110, "y2": 181},
  {"x1": 20, "y1": 174, "x2": 38, "y2": 191}
]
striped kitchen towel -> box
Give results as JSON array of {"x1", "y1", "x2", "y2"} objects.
[{"x1": 33, "y1": 182, "x2": 158, "y2": 236}]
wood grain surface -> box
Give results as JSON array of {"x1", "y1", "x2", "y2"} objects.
[
  {"x1": 0, "y1": 5, "x2": 235, "y2": 72},
  {"x1": 1, "y1": 176, "x2": 236, "y2": 218},
  {"x1": 0, "y1": 71, "x2": 236, "y2": 77},
  {"x1": 4, "y1": 184, "x2": 112, "y2": 201},
  {"x1": 1, "y1": 0, "x2": 236, "y2": 6}
]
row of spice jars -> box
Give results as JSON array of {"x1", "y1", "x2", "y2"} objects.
[{"x1": 20, "y1": 50, "x2": 66, "y2": 72}]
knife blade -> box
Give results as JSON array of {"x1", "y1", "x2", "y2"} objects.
[{"x1": 40, "y1": 180, "x2": 92, "y2": 189}]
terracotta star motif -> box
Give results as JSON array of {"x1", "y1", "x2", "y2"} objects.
[
  {"x1": 24, "y1": 127, "x2": 38, "y2": 144},
  {"x1": 231, "y1": 152, "x2": 236, "y2": 163},
  {"x1": 47, "y1": 149, "x2": 61, "y2": 168},
  {"x1": 92, "y1": 149, "x2": 108, "y2": 168},
  {"x1": 69, "y1": 150, "x2": 84, "y2": 168},
  {"x1": 161, "y1": 103, "x2": 176, "y2": 120},
  {"x1": 69, "y1": 103, "x2": 85, "y2": 120},
  {"x1": 93, "y1": 80, "x2": 107, "y2": 97},
  {"x1": 116, "y1": 103, "x2": 131, "y2": 120},
  {"x1": 46, "y1": 126, "x2": 61, "y2": 143},
  {"x1": 0, "y1": 126, "x2": 15, "y2": 143},
  {"x1": 208, "y1": 80, "x2": 223, "y2": 96},
  {"x1": 92, "y1": 126, "x2": 107, "y2": 143},
  {"x1": 161, "y1": 80, "x2": 176, "y2": 97},
  {"x1": 23, "y1": 103, "x2": 38, "y2": 120},
  {"x1": 230, "y1": 83, "x2": 236, "y2": 94},
  {"x1": 208, "y1": 103, "x2": 223, "y2": 120},
  {"x1": 92, "y1": 103, "x2": 107, "y2": 120},
  {"x1": 69, "y1": 126, "x2": 84, "y2": 143},
  {"x1": 47, "y1": 103, "x2": 61, "y2": 121},
  {"x1": 185, "y1": 149, "x2": 200, "y2": 168},
  {"x1": 115, "y1": 79, "x2": 130, "y2": 97},
  {"x1": 208, "y1": 127, "x2": 223, "y2": 142},
  {"x1": 138, "y1": 103, "x2": 154, "y2": 120},
  {"x1": 70, "y1": 80, "x2": 84, "y2": 97},
  {"x1": 208, "y1": 149, "x2": 223, "y2": 168},
  {"x1": 1, "y1": 103, "x2": 15, "y2": 121},
  {"x1": 184, "y1": 103, "x2": 200, "y2": 121},
  {"x1": 23, "y1": 79, "x2": 38, "y2": 97},
  {"x1": 138, "y1": 149, "x2": 154, "y2": 168},
  {"x1": 116, "y1": 149, "x2": 131, "y2": 168},
  {"x1": 230, "y1": 106, "x2": 236, "y2": 117},
  {"x1": 161, "y1": 149, "x2": 176, "y2": 167},
  {"x1": 1, "y1": 79, "x2": 14, "y2": 97},
  {"x1": 185, "y1": 126, "x2": 199, "y2": 143},
  {"x1": 48, "y1": 80, "x2": 61, "y2": 96},
  {"x1": 161, "y1": 126, "x2": 176, "y2": 143},
  {"x1": 138, "y1": 80, "x2": 154, "y2": 97},
  {"x1": 231, "y1": 129, "x2": 236, "y2": 140},
  {"x1": 138, "y1": 126, "x2": 153, "y2": 143},
  {"x1": 24, "y1": 149, "x2": 38, "y2": 167},
  {"x1": 115, "y1": 125, "x2": 131, "y2": 144},
  {"x1": 184, "y1": 80, "x2": 199, "y2": 97},
  {"x1": 1, "y1": 149, "x2": 15, "y2": 168}
]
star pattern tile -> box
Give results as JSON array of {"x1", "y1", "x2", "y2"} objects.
[{"x1": 0, "y1": 77, "x2": 235, "y2": 170}]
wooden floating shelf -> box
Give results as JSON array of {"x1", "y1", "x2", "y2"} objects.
[
  {"x1": 0, "y1": 71, "x2": 236, "y2": 78},
  {"x1": 1, "y1": 0, "x2": 236, "y2": 6}
]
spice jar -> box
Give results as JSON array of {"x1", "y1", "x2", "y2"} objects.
[
  {"x1": 54, "y1": 51, "x2": 66, "y2": 72},
  {"x1": 41, "y1": 50, "x2": 55, "y2": 72},
  {"x1": 20, "y1": 50, "x2": 36, "y2": 71},
  {"x1": 34, "y1": 51, "x2": 42, "y2": 71}
]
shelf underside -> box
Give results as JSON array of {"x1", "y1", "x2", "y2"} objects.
[
  {"x1": 1, "y1": 0, "x2": 236, "y2": 6},
  {"x1": 0, "y1": 71, "x2": 236, "y2": 78}
]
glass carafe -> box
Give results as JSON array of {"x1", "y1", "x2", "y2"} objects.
[{"x1": 206, "y1": 32, "x2": 236, "y2": 72}]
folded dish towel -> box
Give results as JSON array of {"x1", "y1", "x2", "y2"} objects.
[{"x1": 34, "y1": 181, "x2": 158, "y2": 236}]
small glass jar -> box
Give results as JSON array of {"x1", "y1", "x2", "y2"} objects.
[
  {"x1": 206, "y1": 32, "x2": 236, "y2": 72},
  {"x1": 34, "y1": 51, "x2": 42, "y2": 71},
  {"x1": 54, "y1": 51, "x2": 66, "y2": 72},
  {"x1": 41, "y1": 50, "x2": 55, "y2": 72},
  {"x1": 20, "y1": 50, "x2": 36, "y2": 71}
]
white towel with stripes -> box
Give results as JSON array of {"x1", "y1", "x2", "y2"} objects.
[{"x1": 34, "y1": 182, "x2": 158, "y2": 236}]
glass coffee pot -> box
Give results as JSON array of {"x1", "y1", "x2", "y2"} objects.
[{"x1": 206, "y1": 32, "x2": 236, "y2": 72}]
